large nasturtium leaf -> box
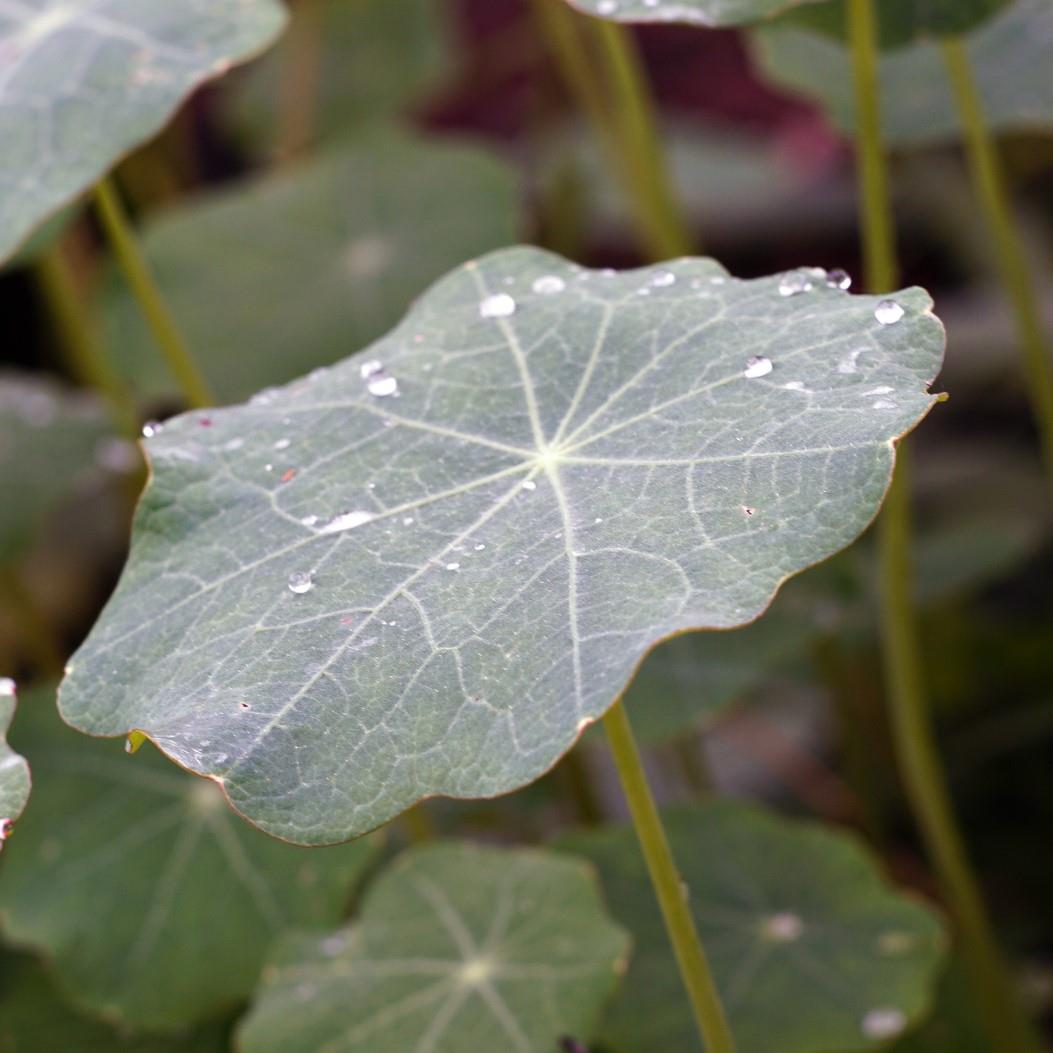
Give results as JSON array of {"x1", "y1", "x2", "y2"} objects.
[
  {"x1": 778, "y1": 0, "x2": 1012, "y2": 49},
  {"x1": 60, "y1": 248, "x2": 944, "y2": 846},
  {"x1": 103, "y1": 132, "x2": 522, "y2": 404},
  {"x1": 0, "y1": 952, "x2": 230, "y2": 1053},
  {"x1": 225, "y1": 0, "x2": 450, "y2": 156},
  {"x1": 752, "y1": 0, "x2": 1053, "y2": 146},
  {"x1": 0, "y1": 0, "x2": 287, "y2": 266},
  {"x1": 0, "y1": 372, "x2": 112, "y2": 564},
  {"x1": 237, "y1": 841, "x2": 630, "y2": 1053},
  {"x1": 0, "y1": 688, "x2": 380, "y2": 1030},
  {"x1": 560, "y1": 802, "x2": 946, "y2": 1053},
  {"x1": 563, "y1": 0, "x2": 825, "y2": 29},
  {"x1": 0, "y1": 689, "x2": 30, "y2": 846}
]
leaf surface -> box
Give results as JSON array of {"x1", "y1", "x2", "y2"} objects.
[
  {"x1": 0, "y1": 0, "x2": 287, "y2": 264},
  {"x1": 103, "y1": 133, "x2": 522, "y2": 403},
  {"x1": 0, "y1": 691, "x2": 30, "y2": 844},
  {"x1": 0, "y1": 688, "x2": 380, "y2": 1030},
  {"x1": 237, "y1": 841, "x2": 630, "y2": 1053},
  {"x1": 560, "y1": 801, "x2": 946, "y2": 1053},
  {"x1": 563, "y1": 0, "x2": 825, "y2": 29},
  {"x1": 753, "y1": 0, "x2": 1053, "y2": 145},
  {"x1": 61, "y1": 249, "x2": 944, "y2": 845}
]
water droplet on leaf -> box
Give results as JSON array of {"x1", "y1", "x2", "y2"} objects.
[
  {"x1": 319, "y1": 510, "x2": 374, "y2": 534},
  {"x1": 479, "y1": 293, "x2": 516, "y2": 319},
  {"x1": 744, "y1": 356, "x2": 773, "y2": 379},
  {"x1": 762, "y1": 912, "x2": 804, "y2": 942},
  {"x1": 861, "y1": 1008, "x2": 906, "y2": 1039},
  {"x1": 288, "y1": 571, "x2": 314, "y2": 595},
  {"x1": 532, "y1": 275, "x2": 566, "y2": 295},
  {"x1": 0, "y1": 677, "x2": 16, "y2": 697},
  {"x1": 875, "y1": 299, "x2": 905, "y2": 325}
]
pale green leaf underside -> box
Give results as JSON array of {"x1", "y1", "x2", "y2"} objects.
[
  {"x1": 103, "y1": 133, "x2": 522, "y2": 403},
  {"x1": 0, "y1": 0, "x2": 287, "y2": 265},
  {"x1": 565, "y1": 0, "x2": 825, "y2": 28},
  {"x1": 753, "y1": 0, "x2": 1053, "y2": 146},
  {"x1": 60, "y1": 247, "x2": 944, "y2": 845},
  {"x1": 561, "y1": 802, "x2": 946, "y2": 1053},
  {"x1": 0, "y1": 371, "x2": 112, "y2": 563},
  {"x1": 0, "y1": 689, "x2": 379, "y2": 1029},
  {"x1": 0, "y1": 695, "x2": 30, "y2": 833},
  {"x1": 237, "y1": 842, "x2": 630, "y2": 1053},
  {"x1": 225, "y1": 0, "x2": 450, "y2": 156}
]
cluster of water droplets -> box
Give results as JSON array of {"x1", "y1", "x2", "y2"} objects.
[
  {"x1": 778, "y1": 266, "x2": 851, "y2": 297},
  {"x1": 360, "y1": 360, "x2": 398, "y2": 398}
]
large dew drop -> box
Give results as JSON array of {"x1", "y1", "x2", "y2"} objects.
[
  {"x1": 288, "y1": 571, "x2": 314, "y2": 595},
  {"x1": 744, "y1": 356, "x2": 773, "y2": 379},
  {"x1": 479, "y1": 293, "x2": 516, "y2": 319},
  {"x1": 875, "y1": 299, "x2": 905, "y2": 325}
]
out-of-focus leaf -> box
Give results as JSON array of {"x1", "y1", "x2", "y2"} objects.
[
  {"x1": 103, "y1": 132, "x2": 522, "y2": 404},
  {"x1": 560, "y1": 802, "x2": 946, "y2": 1053},
  {"x1": 0, "y1": 373, "x2": 112, "y2": 564},
  {"x1": 0, "y1": 952, "x2": 229, "y2": 1052},
  {"x1": 0, "y1": 688, "x2": 380, "y2": 1031},
  {"x1": 237, "y1": 841, "x2": 629, "y2": 1053},
  {"x1": 62, "y1": 249, "x2": 943, "y2": 846},
  {"x1": 0, "y1": 688, "x2": 30, "y2": 845},
  {"x1": 564, "y1": 0, "x2": 826, "y2": 29},
  {"x1": 752, "y1": 0, "x2": 1053, "y2": 146},
  {"x1": 888, "y1": 960, "x2": 991, "y2": 1053},
  {"x1": 779, "y1": 0, "x2": 1012, "y2": 48},
  {"x1": 0, "y1": 0, "x2": 287, "y2": 265},
  {"x1": 225, "y1": 0, "x2": 450, "y2": 156}
]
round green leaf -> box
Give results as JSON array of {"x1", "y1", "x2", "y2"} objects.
[
  {"x1": 0, "y1": 372, "x2": 114, "y2": 564},
  {"x1": 0, "y1": 0, "x2": 287, "y2": 265},
  {"x1": 0, "y1": 689, "x2": 30, "y2": 846},
  {"x1": 103, "y1": 132, "x2": 523, "y2": 404},
  {"x1": 777, "y1": 0, "x2": 1013, "y2": 48},
  {"x1": 225, "y1": 0, "x2": 450, "y2": 156},
  {"x1": 0, "y1": 688, "x2": 380, "y2": 1030},
  {"x1": 61, "y1": 249, "x2": 944, "y2": 845},
  {"x1": 237, "y1": 842, "x2": 630, "y2": 1053},
  {"x1": 564, "y1": 0, "x2": 826, "y2": 29},
  {"x1": 559, "y1": 801, "x2": 947, "y2": 1053},
  {"x1": 752, "y1": 0, "x2": 1053, "y2": 146},
  {"x1": 0, "y1": 952, "x2": 229, "y2": 1052}
]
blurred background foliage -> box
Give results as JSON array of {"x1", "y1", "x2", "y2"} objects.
[{"x1": 1, "y1": 0, "x2": 1051, "y2": 1049}]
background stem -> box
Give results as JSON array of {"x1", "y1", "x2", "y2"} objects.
[
  {"x1": 533, "y1": 0, "x2": 692, "y2": 261},
  {"x1": 275, "y1": 0, "x2": 325, "y2": 164},
  {"x1": 34, "y1": 244, "x2": 139, "y2": 439},
  {"x1": 92, "y1": 178, "x2": 214, "y2": 410},
  {"x1": 941, "y1": 37, "x2": 1053, "y2": 482},
  {"x1": 849, "y1": 3, "x2": 1038, "y2": 1048},
  {"x1": 603, "y1": 698, "x2": 737, "y2": 1053}
]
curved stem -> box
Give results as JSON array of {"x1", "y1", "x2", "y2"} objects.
[
  {"x1": 35, "y1": 244, "x2": 139, "y2": 439},
  {"x1": 92, "y1": 178, "x2": 214, "y2": 410},
  {"x1": 532, "y1": 0, "x2": 692, "y2": 260},
  {"x1": 848, "y1": 4, "x2": 1038, "y2": 1049},
  {"x1": 603, "y1": 699, "x2": 737, "y2": 1053},
  {"x1": 941, "y1": 37, "x2": 1053, "y2": 481}
]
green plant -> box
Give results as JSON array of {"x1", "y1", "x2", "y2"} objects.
[{"x1": 2, "y1": 1, "x2": 1050, "y2": 1051}]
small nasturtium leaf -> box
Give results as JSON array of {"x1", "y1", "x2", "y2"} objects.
[
  {"x1": 560, "y1": 802, "x2": 946, "y2": 1053},
  {"x1": 61, "y1": 248, "x2": 944, "y2": 845},
  {"x1": 563, "y1": 0, "x2": 825, "y2": 29},
  {"x1": 0, "y1": 0, "x2": 287, "y2": 265},
  {"x1": 237, "y1": 842, "x2": 630, "y2": 1053},
  {"x1": 777, "y1": 0, "x2": 1012, "y2": 49},
  {"x1": 0, "y1": 952, "x2": 229, "y2": 1052},
  {"x1": 225, "y1": 0, "x2": 450, "y2": 156},
  {"x1": 0, "y1": 688, "x2": 30, "y2": 848},
  {"x1": 753, "y1": 0, "x2": 1053, "y2": 146},
  {"x1": 103, "y1": 132, "x2": 522, "y2": 403},
  {"x1": 0, "y1": 688, "x2": 380, "y2": 1030},
  {"x1": 0, "y1": 372, "x2": 113, "y2": 564}
]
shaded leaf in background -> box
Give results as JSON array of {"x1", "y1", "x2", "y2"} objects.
[
  {"x1": 103, "y1": 132, "x2": 522, "y2": 404},
  {"x1": 560, "y1": 802, "x2": 946, "y2": 1053},
  {"x1": 889, "y1": 960, "x2": 992, "y2": 1053},
  {"x1": 0, "y1": 0, "x2": 287, "y2": 265},
  {"x1": 0, "y1": 373, "x2": 112, "y2": 564},
  {"x1": 752, "y1": 0, "x2": 1053, "y2": 146},
  {"x1": 0, "y1": 688, "x2": 380, "y2": 1031},
  {"x1": 0, "y1": 690, "x2": 29, "y2": 841},
  {"x1": 62, "y1": 248, "x2": 943, "y2": 845},
  {"x1": 563, "y1": 0, "x2": 825, "y2": 29},
  {"x1": 779, "y1": 0, "x2": 1012, "y2": 49},
  {"x1": 237, "y1": 842, "x2": 629, "y2": 1053},
  {"x1": 225, "y1": 0, "x2": 450, "y2": 156},
  {"x1": 0, "y1": 952, "x2": 229, "y2": 1053}
]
